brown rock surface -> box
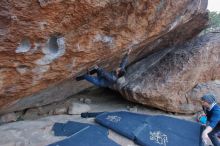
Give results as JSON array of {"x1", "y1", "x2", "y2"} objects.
[
  {"x1": 187, "y1": 80, "x2": 220, "y2": 103},
  {"x1": 0, "y1": 0, "x2": 208, "y2": 114},
  {"x1": 117, "y1": 33, "x2": 220, "y2": 113}
]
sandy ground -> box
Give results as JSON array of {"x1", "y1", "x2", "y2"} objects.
[{"x1": 0, "y1": 87, "x2": 199, "y2": 146}]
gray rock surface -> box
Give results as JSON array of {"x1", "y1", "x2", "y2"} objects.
[
  {"x1": 116, "y1": 33, "x2": 220, "y2": 113},
  {"x1": 187, "y1": 80, "x2": 220, "y2": 103},
  {"x1": 0, "y1": 112, "x2": 18, "y2": 124}
]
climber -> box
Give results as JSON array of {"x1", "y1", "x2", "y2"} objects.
[
  {"x1": 75, "y1": 49, "x2": 131, "y2": 88},
  {"x1": 200, "y1": 93, "x2": 220, "y2": 146}
]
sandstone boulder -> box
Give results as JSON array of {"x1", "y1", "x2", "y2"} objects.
[
  {"x1": 117, "y1": 33, "x2": 220, "y2": 113},
  {"x1": 0, "y1": 0, "x2": 208, "y2": 114},
  {"x1": 187, "y1": 80, "x2": 220, "y2": 104}
]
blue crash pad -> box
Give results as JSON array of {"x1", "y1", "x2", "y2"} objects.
[
  {"x1": 52, "y1": 121, "x2": 107, "y2": 137},
  {"x1": 96, "y1": 111, "x2": 151, "y2": 139},
  {"x1": 49, "y1": 121, "x2": 120, "y2": 146},
  {"x1": 96, "y1": 111, "x2": 204, "y2": 146}
]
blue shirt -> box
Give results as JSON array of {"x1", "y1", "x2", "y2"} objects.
[{"x1": 205, "y1": 104, "x2": 220, "y2": 128}]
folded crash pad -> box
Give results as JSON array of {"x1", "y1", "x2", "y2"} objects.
[
  {"x1": 95, "y1": 111, "x2": 204, "y2": 146},
  {"x1": 49, "y1": 121, "x2": 120, "y2": 146}
]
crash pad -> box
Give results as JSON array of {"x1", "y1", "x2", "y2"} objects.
[
  {"x1": 52, "y1": 121, "x2": 107, "y2": 136},
  {"x1": 95, "y1": 111, "x2": 204, "y2": 146},
  {"x1": 49, "y1": 121, "x2": 120, "y2": 146}
]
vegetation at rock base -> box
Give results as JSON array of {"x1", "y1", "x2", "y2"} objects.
[
  {"x1": 209, "y1": 12, "x2": 220, "y2": 28},
  {"x1": 205, "y1": 11, "x2": 220, "y2": 32}
]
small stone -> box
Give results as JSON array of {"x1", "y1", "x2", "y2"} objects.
[
  {"x1": 48, "y1": 110, "x2": 54, "y2": 115},
  {"x1": 22, "y1": 108, "x2": 40, "y2": 120},
  {"x1": 84, "y1": 98, "x2": 92, "y2": 104},
  {"x1": 126, "y1": 105, "x2": 131, "y2": 110},
  {"x1": 0, "y1": 112, "x2": 17, "y2": 123},
  {"x1": 129, "y1": 106, "x2": 138, "y2": 112},
  {"x1": 15, "y1": 141, "x2": 25, "y2": 146},
  {"x1": 68, "y1": 102, "x2": 91, "y2": 115},
  {"x1": 54, "y1": 107, "x2": 67, "y2": 115},
  {"x1": 79, "y1": 98, "x2": 84, "y2": 102}
]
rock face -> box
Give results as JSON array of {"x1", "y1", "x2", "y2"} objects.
[
  {"x1": 117, "y1": 33, "x2": 220, "y2": 114},
  {"x1": 0, "y1": 0, "x2": 208, "y2": 114},
  {"x1": 187, "y1": 80, "x2": 220, "y2": 105}
]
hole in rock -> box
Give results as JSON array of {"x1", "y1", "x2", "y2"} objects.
[
  {"x1": 48, "y1": 36, "x2": 59, "y2": 54},
  {"x1": 16, "y1": 38, "x2": 31, "y2": 53}
]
